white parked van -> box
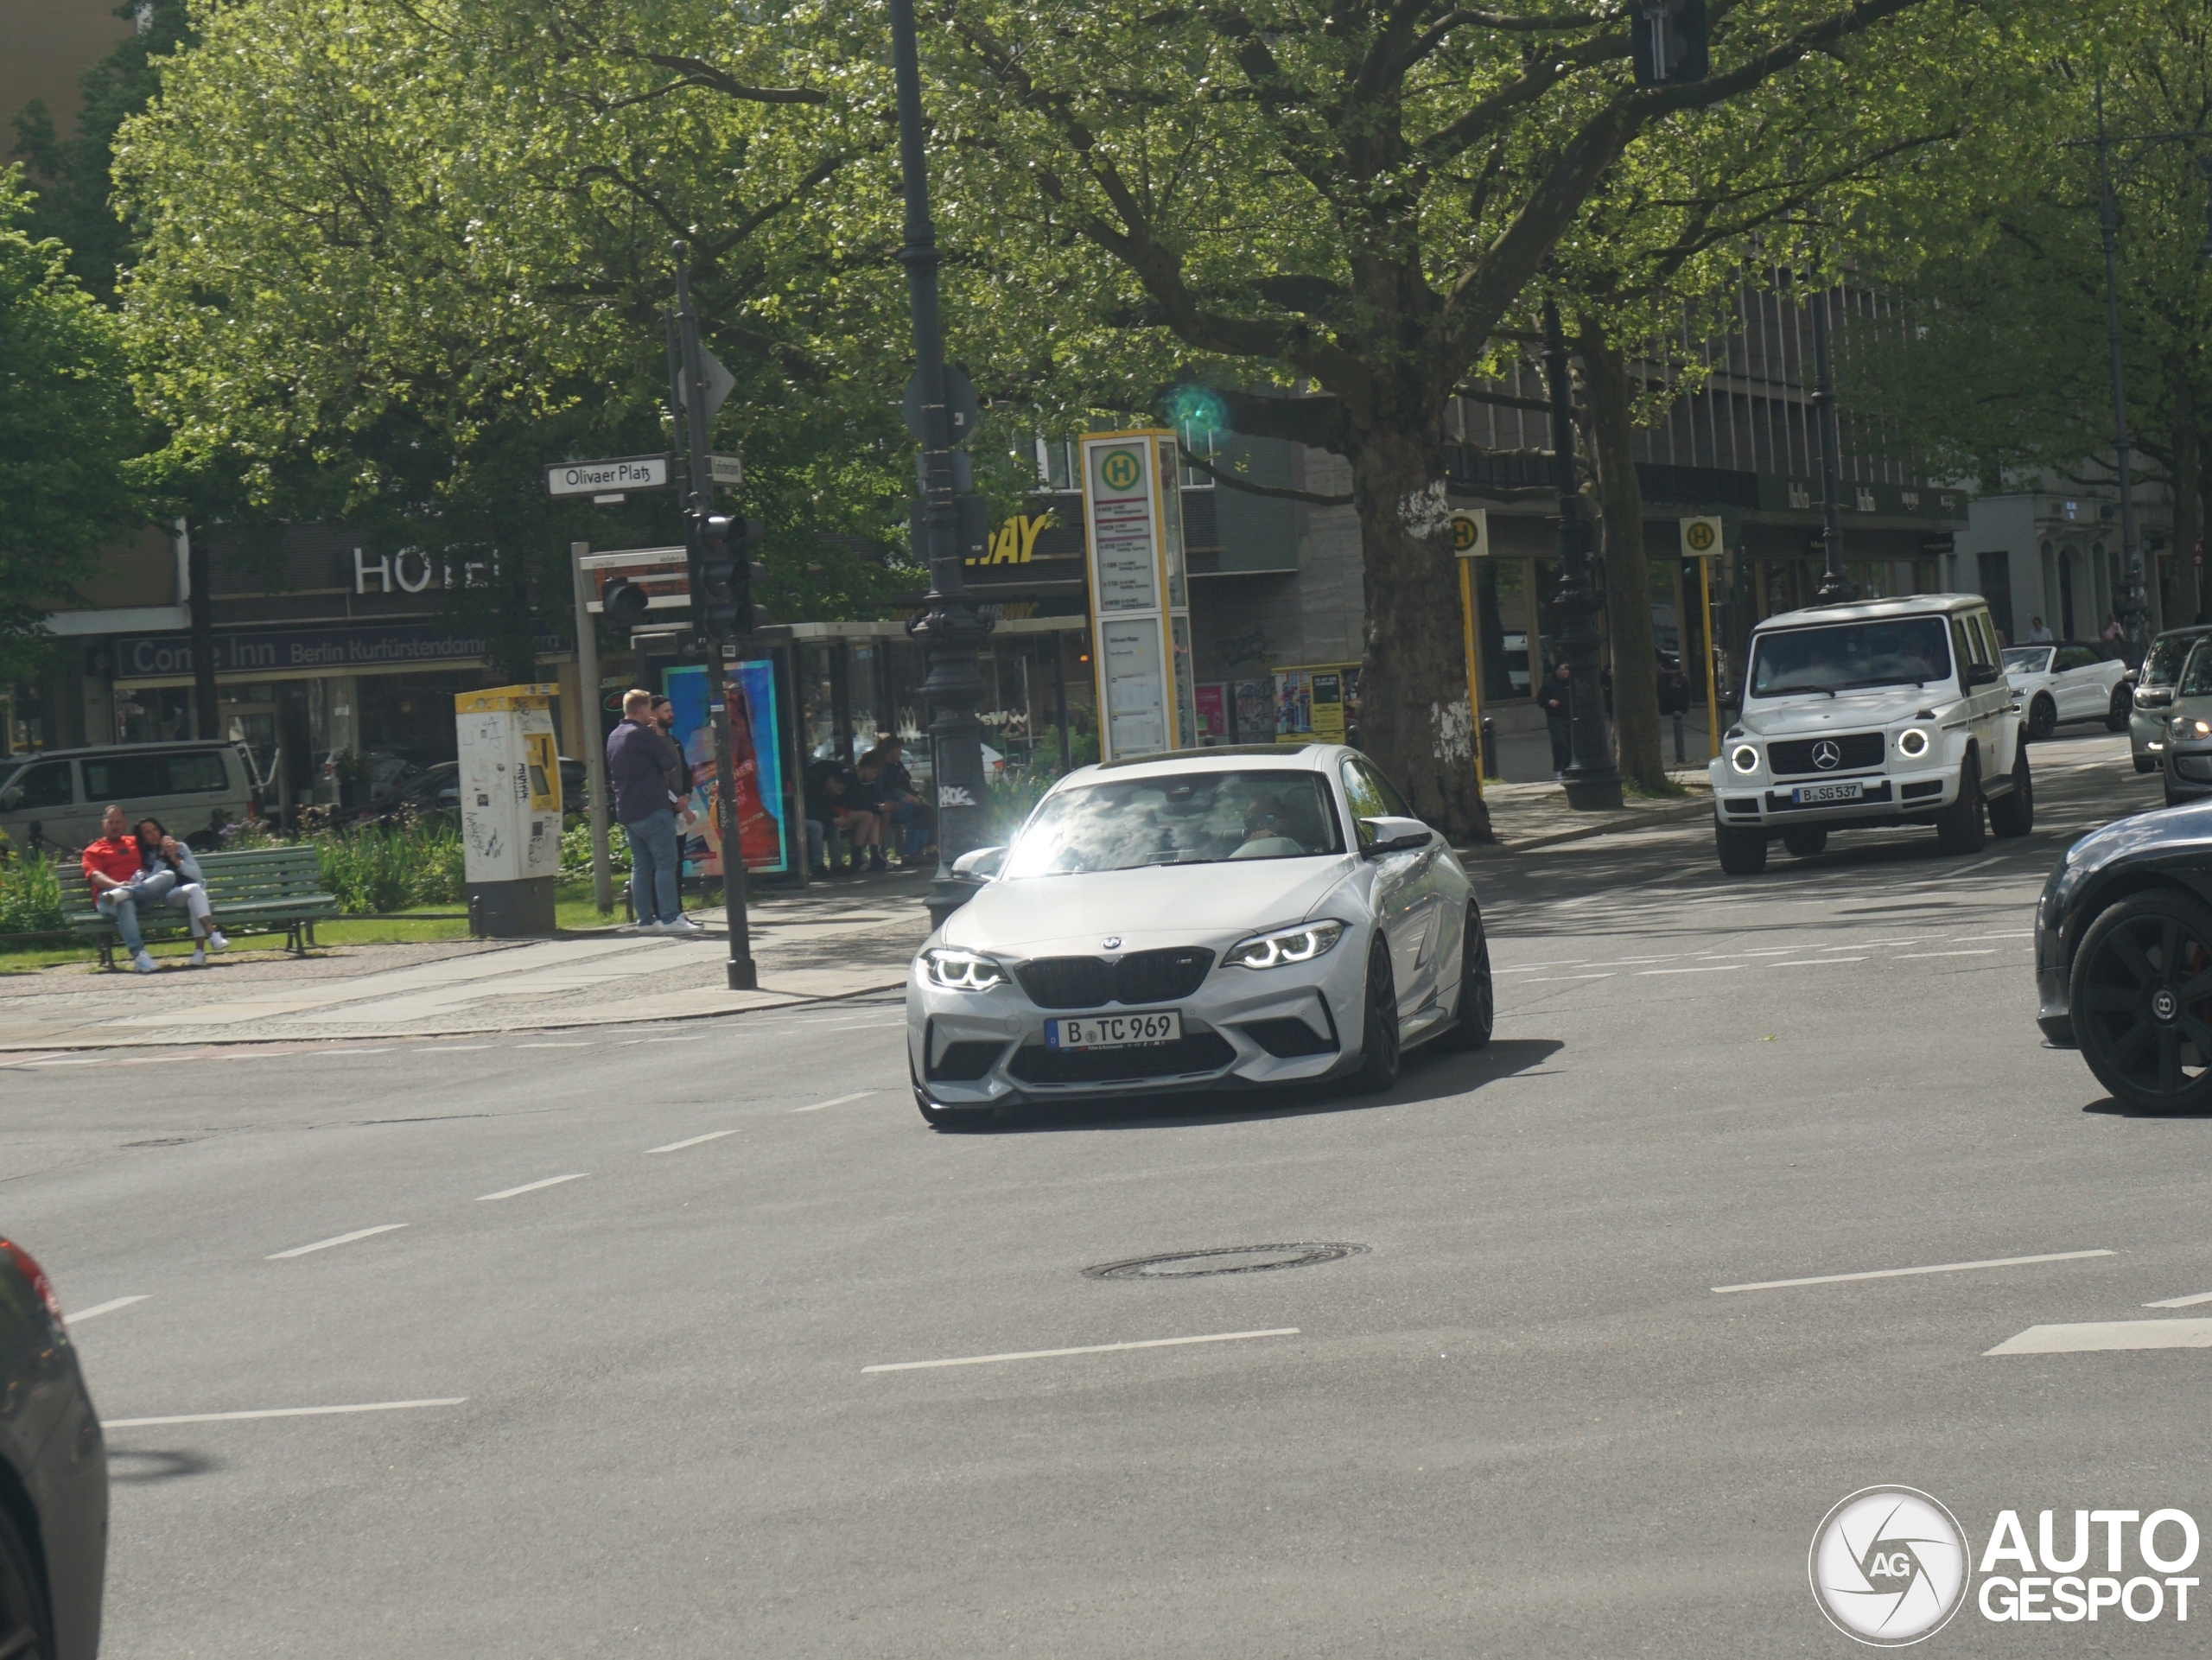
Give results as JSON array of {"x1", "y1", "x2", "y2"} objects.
[{"x1": 0, "y1": 742, "x2": 256, "y2": 857}]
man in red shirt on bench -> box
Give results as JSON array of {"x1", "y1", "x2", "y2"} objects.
[{"x1": 81, "y1": 804, "x2": 158, "y2": 973}]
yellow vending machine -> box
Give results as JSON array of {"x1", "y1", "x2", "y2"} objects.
[{"x1": 454, "y1": 684, "x2": 563, "y2": 936}]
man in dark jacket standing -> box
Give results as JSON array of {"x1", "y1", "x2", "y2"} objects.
[
  {"x1": 606, "y1": 688, "x2": 698, "y2": 934},
  {"x1": 1538, "y1": 661, "x2": 1574, "y2": 781}
]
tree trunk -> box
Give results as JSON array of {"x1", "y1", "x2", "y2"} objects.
[
  {"x1": 1344, "y1": 432, "x2": 1490, "y2": 843},
  {"x1": 1578, "y1": 321, "x2": 1669, "y2": 793}
]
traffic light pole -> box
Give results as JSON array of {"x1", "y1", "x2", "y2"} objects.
[
  {"x1": 888, "y1": 0, "x2": 991, "y2": 929},
  {"x1": 672, "y1": 244, "x2": 757, "y2": 991},
  {"x1": 1541, "y1": 301, "x2": 1623, "y2": 812}
]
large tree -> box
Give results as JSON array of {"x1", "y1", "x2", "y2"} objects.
[{"x1": 925, "y1": 0, "x2": 2002, "y2": 836}]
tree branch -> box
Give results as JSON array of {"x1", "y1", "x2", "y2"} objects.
[{"x1": 1179, "y1": 442, "x2": 1353, "y2": 504}]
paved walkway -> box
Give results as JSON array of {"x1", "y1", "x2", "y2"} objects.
[{"x1": 1477, "y1": 769, "x2": 1713, "y2": 850}]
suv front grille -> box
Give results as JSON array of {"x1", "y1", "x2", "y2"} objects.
[
  {"x1": 1007, "y1": 1031, "x2": 1236, "y2": 1084},
  {"x1": 1768, "y1": 733, "x2": 1887, "y2": 776},
  {"x1": 1016, "y1": 948, "x2": 1215, "y2": 1009}
]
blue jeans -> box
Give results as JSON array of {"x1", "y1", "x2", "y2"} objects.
[
  {"x1": 624, "y1": 808, "x2": 682, "y2": 924},
  {"x1": 96, "y1": 888, "x2": 146, "y2": 953}
]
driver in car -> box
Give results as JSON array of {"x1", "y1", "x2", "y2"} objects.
[{"x1": 1231, "y1": 796, "x2": 1307, "y2": 859}]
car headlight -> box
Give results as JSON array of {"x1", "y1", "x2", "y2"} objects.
[
  {"x1": 1225, "y1": 919, "x2": 1345, "y2": 970},
  {"x1": 1728, "y1": 744, "x2": 1760, "y2": 774},
  {"x1": 1897, "y1": 727, "x2": 1929, "y2": 759},
  {"x1": 918, "y1": 947, "x2": 1008, "y2": 992},
  {"x1": 2177, "y1": 717, "x2": 2211, "y2": 740}
]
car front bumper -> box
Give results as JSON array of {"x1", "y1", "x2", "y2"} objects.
[
  {"x1": 2167, "y1": 744, "x2": 2212, "y2": 802},
  {"x1": 906, "y1": 931, "x2": 1372, "y2": 1110},
  {"x1": 1708, "y1": 763, "x2": 1960, "y2": 831},
  {"x1": 2131, "y1": 707, "x2": 2169, "y2": 760}
]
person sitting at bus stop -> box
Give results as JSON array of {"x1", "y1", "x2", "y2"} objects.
[
  {"x1": 851, "y1": 753, "x2": 893, "y2": 874},
  {"x1": 867, "y1": 735, "x2": 935, "y2": 867},
  {"x1": 80, "y1": 805, "x2": 162, "y2": 973},
  {"x1": 133, "y1": 816, "x2": 227, "y2": 966},
  {"x1": 606, "y1": 689, "x2": 699, "y2": 936},
  {"x1": 803, "y1": 754, "x2": 861, "y2": 877},
  {"x1": 1538, "y1": 661, "x2": 1574, "y2": 780}
]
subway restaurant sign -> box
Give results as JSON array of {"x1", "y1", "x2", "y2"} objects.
[
  {"x1": 1080, "y1": 429, "x2": 1197, "y2": 762},
  {"x1": 970, "y1": 512, "x2": 1053, "y2": 567}
]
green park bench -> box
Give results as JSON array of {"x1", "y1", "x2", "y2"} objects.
[{"x1": 65, "y1": 845, "x2": 341, "y2": 969}]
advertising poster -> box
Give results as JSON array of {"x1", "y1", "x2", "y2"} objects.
[
  {"x1": 1193, "y1": 683, "x2": 1228, "y2": 741},
  {"x1": 1233, "y1": 679, "x2": 1270, "y2": 742},
  {"x1": 1101, "y1": 620, "x2": 1168, "y2": 755},
  {"x1": 1274, "y1": 671, "x2": 1312, "y2": 739},
  {"x1": 664, "y1": 660, "x2": 789, "y2": 876},
  {"x1": 1310, "y1": 671, "x2": 1346, "y2": 743}
]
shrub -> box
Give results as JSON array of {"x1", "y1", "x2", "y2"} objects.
[
  {"x1": 0, "y1": 849, "x2": 65, "y2": 938},
  {"x1": 560, "y1": 818, "x2": 629, "y2": 877},
  {"x1": 409, "y1": 822, "x2": 466, "y2": 905},
  {"x1": 316, "y1": 827, "x2": 417, "y2": 915}
]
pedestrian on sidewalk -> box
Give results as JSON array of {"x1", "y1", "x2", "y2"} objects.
[
  {"x1": 79, "y1": 805, "x2": 160, "y2": 972},
  {"x1": 132, "y1": 817, "x2": 228, "y2": 965},
  {"x1": 1538, "y1": 661, "x2": 1574, "y2": 780},
  {"x1": 606, "y1": 689, "x2": 701, "y2": 936},
  {"x1": 2025, "y1": 616, "x2": 2054, "y2": 644},
  {"x1": 651, "y1": 695, "x2": 697, "y2": 832}
]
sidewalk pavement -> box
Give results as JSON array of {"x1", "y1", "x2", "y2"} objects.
[
  {"x1": 1, "y1": 775, "x2": 1717, "y2": 1052},
  {"x1": 0, "y1": 873, "x2": 936, "y2": 1052}
]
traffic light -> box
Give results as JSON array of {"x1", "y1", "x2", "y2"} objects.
[
  {"x1": 1631, "y1": 0, "x2": 1708, "y2": 86},
  {"x1": 685, "y1": 507, "x2": 767, "y2": 639},
  {"x1": 601, "y1": 578, "x2": 651, "y2": 633}
]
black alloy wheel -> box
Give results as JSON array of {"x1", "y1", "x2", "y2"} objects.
[
  {"x1": 1935, "y1": 747, "x2": 1986, "y2": 855},
  {"x1": 1782, "y1": 828, "x2": 1827, "y2": 857},
  {"x1": 1445, "y1": 900, "x2": 1493, "y2": 1051},
  {"x1": 0, "y1": 1504, "x2": 50, "y2": 1660},
  {"x1": 2070, "y1": 890, "x2": 2212, "y2": 1112},
  {"x1": 2108, "y1": 684, "x2": 2133, "y2": 732},
  {"x1": 1987, "y1": 744, "x2": 2034, "y2": 838},
  {"x1": 2027, "y1": 695, "x2": 2056, "y2": 741},
  {"x1": 1348, "y1": 936, "x2": 1402, "y2": 1092},
  {"x1": 1715, "y1": 822, "x2": 1768, "y2": 875}
]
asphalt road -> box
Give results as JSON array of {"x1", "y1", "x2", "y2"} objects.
[{"x1": 6, "y1": 727, "x2": 2204, "y2": 1657}]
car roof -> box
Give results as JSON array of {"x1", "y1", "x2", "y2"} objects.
[
  {"x1": 1090, "y1": 742, "x2": 1336, "y2": 773},
  {"x1": 1753, "y1": 593, "x2": 1986, "y2": 632},
  {"x1": 1, "y1": 741, "x2": 242, "y2": 764}
]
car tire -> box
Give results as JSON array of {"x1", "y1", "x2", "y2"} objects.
[
  {"x1": 1444, "y1": 900, "x2": 1493, "y2": 1051},
  {"x1": 1988, "y1": 744, "x2": 2034, "y2": 838},
  {"x1": 1782, "y1": 828, "x2": 1827, "y2": 857},
  {"x1": 1935, "y1": 748, "x2": 1986, "y2": 855},
  {"x1": 0, "y1": 1501, "x2": 51, "y2": 1660},
  {"x1": 2136, "y1": 752, "x2": 2158, "y2": 775},
  {"x1": 2108, "y1": 684, "x2": 2133, "y2": 732},
  {"x1": 1715, "y1": 822, "x2": 1768, "y2": 875},
  {"x1": 1348, "y1": 936, "x2": 1402, "y2": 1092},
  {"x1": 2069, "y1": 888, "x2": 2212, "y2": 1113},
  {"x1": 2027, "y1": 694, "x2": 2056, "y2": 741}
]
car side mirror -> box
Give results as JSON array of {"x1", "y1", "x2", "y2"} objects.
[
  {"x1": 950, "y1": 845, "x2": 1006, "y2": 881},
  {"x1": 1358, "y1": 816, "x2": 1434, "y2": 857},
  {"x1": 1967, "y1": 663, "x2": 2002, "y2": 687}
]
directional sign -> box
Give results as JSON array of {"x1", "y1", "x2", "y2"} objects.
[
  {"x1": 902, "y1": 366, "x2": 982, "y2": 448},
  {"x1": 1680, "y1": 515, "x2": 1724, "y2": 557},
  {"x1": 546, "y1": 455, "x2": 672, "y2": 499},
  {"x1": 1449, "y1": 509, "x2": 1490, "y2": 558},
  {"x1": 677, "y1": 347, "x2": 735, "y2": 420},
  {"x1": 707, "y1": 453, "x2": 743, "y2": 487}
]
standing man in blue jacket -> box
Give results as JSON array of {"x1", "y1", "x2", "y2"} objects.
[{"x1": 606, "y1": 688, "x2": 700, "y2": 935}]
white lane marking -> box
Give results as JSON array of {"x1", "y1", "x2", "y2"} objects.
[
  {"x1": 477, "y1": 1173, "x2": 588, "y2": 1201},
  {"x1": 516, "y1": 1042, "x2": 592, "y2": 1049},
  {"x1": 23, "y1": 1058, "x2": 103, "y2": 1067},
  {"x1": 1896, "y1": 950, "x2": 1998, "y2": 959},
  {"x1": 1948, "y1": 855, "x2": 2006, "y2": 877},
  {"x1": 414, "y1": 1044, "x2": 493, "y2": 1053},
  {"x1": 792, "y1": 1091, "x2": 877, "y2": 1114},
  {"x1": 1987, "y1": 1320, "x2": 2212, "y2": 1356},
  {"x1": 1767, "y1": 957, "x2": 1867, "y2": 967},
  {"x1": 267, "y1": 1224, "x2": 408, "y2": 1260},
  {"x1": 819, "y1": 1022, "x2": 901, "y2": 1033},
  {"x1": 646, "y1": 1129, "x2": 740, "y2": 1154},
  {"x1": 0, "y1": 1053, "x2": 71, "y2": 1067},
  {"x1": 104, "y1": 1396, "x2": 467, "y2": 1428},
  {"x1": 1526, "y1": 973, "x2": 1615, "y2": 983},
  {"x1": 68, "y1": 1295, "x2": 149, "y2": 1323},
  {"x1": 1953, "y1": 932, "x2": 2034, "y2": 941},
  {"x1": 1714, "y1": 1248, "x2": 2114, "y2": 1294},
  {"x1": 1493, "y1": 961, "x2": 1589, "y2": 973},
  {"x1": 1638, "y1": 964, "x2": 1744, "y2": 976},
  {"x1": 626, "y1": 1035, "x2": 709, "y2": 1045},
  {"x1": 864, "y1": 1326, "x2": 1300, "y2": 1374},
  {"x1": 2143, "y1": 1290, "x2": 2212, "y2": 1309}
]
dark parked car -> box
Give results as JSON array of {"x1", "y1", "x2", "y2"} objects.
[
  {"x1": 0, "y1": 1234, "x2": 105, "y2": 1660},
  {"x1": 390, "y1": 757, "x2": 588, "y2": 817},
  {"x1": 2036, "y1": 799, "x2": 2212, "y2": 1111}
]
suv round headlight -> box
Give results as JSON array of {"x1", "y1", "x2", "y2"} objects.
[
  {"x1": 1729, "y1": 744, "x2": 1759, "y2": 774},
  {"x1": 1897, "y1": 728, "x2": 1929, "y2": 759}
]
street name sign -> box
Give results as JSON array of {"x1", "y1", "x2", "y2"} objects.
[
  {"x1": 708, "y1": 453, "x2": 744, "y2": 487},
  {"x1": 547, "y1": 455, "x2": 673, "y2": 499}
]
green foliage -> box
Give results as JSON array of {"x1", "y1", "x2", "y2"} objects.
[
  {"x1": 0, "y1": 169, "x2": 142, "y2": 676},
  {"x1": 0, "y1": 848, "x2": 66, "y2": 938},
  {"x1": 987, "y1": 768, "x2": 1052, "y2": 843},
  {"x1": 314, "y1": 822, "x2": 466, "y2": 913},
  {"x1": 560, "y1": 817, "x2": 630, "y2": 878}
]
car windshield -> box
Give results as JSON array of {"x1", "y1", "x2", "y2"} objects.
[
  {"x1": 2144, "y1": 633, "x2": 2201, "y2": 688},
  {"x1": 1001, "y1": 771, "x2": 1344, "y2": 877},
  {"x1": 2178, "y1": 642, "x2": 2212, "y2": 697},
  {"x1": 2002, "y1": 646, "x2": 2054, "y2": 674},
  {"x1": 1748, "y1": 618, "x2": 1955, "y2": 697}
]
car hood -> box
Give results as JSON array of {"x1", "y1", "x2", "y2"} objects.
[
  {"x1": 939, "y1": 857, "x2": 1360, "y2": 956},
  {"x1": 1737, "y1": 689, "x2": 1936, "y2": 737}
]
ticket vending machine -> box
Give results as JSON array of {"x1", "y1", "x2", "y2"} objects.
[{"x1": 454, "y1": 684, "x2": 563, "y2": 936}]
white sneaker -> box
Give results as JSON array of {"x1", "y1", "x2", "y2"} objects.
[
  {"x1": 634, "y1": 919, "x2": 668, "y2": 935},
  {"x1": 132, "y1": 950, "x2": 157, "y2": 975},
  {"x1": 663, "y1": 914, "x2": 705, "y2": 937},
  {"x1": 190, "y1": 946, "x2": 208, "y2": 968},
  {"x1": 205, "y1": 930, "x2": 228, "y2": 952}
]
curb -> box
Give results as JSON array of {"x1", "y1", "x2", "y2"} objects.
[{"x1": 1471, "y1": 795, "x2": 1713, "y2": 855}]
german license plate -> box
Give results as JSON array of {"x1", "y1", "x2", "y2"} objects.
[
  {"x1": 1045, "y1": 1011, "x2": 1181, "y2": 1050},
  {"x1": 1793, "y1": 781, "x2": 1864, "y2": 805}
]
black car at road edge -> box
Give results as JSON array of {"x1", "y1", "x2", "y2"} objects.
[{"x1": 0, "y1": 1235, "x2": 106, "y2": 1660}]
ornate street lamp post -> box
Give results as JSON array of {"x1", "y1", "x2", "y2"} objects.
[{"x1": 1541, "y1": 301, "x2": 1624, "y2": 811}]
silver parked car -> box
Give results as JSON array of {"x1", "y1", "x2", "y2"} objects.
[
  {"x1": 2130, "y1": 625, "x2": 2212, "y2": 774},
  {"x1": 906, "y1": 744, "x2": 1492, "y2": 1128}
]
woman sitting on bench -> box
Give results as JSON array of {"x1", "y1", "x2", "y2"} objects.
[{"x1": 131, "y1": 816, "x2": 229, "y2": 968}]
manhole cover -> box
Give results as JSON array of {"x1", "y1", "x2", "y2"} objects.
[{"x1": 1083, "y1": 1243, "x2": 1369, "y2": 1280}]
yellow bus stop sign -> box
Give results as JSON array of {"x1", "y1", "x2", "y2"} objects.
[{"x1": 1449, "y1": 509, "x2": 1488, "y2": 557}]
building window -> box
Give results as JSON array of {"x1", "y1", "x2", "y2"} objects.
[
  {"x1": 1034, "y1": 438, "x2": 1077, "y2": 492},
  {"x1": 1177, "y1": 428, "x2": 1217, "y2": 488}
]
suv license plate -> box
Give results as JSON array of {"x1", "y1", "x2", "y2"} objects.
[
  {"x1": 1793, "y1": 781, "x2": 1864, "y2": 805},
  {"x1": 1046, "y1": 1011, "x2": 1181, "y2": 1051}
]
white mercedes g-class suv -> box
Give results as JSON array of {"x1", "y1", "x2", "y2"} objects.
[{"x1": 1708, "y1": 594, "x2": 2031, "y2": 875}]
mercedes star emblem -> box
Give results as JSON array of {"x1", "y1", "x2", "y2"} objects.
[
  {"x1": 1812, "y1": 740, "x2": 1842, "y2": 770},
  {"x1": 1103, "y1": 937, "x2": 1122, "y2": 951}
]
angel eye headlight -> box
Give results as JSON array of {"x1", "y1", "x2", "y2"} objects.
[
  {"x1": 1226, "y1": 920, "x2": 1345, "y2": 970},
  {"x1": 919, "y1": 948, "x2": 1008, "y2": 992},
  {"x1": 1897, "y1": 728, "x2": 1929, "y2": 759},
  {"x1": 1728, "y1": 744, "x2": 1760, "y2": 774}
]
